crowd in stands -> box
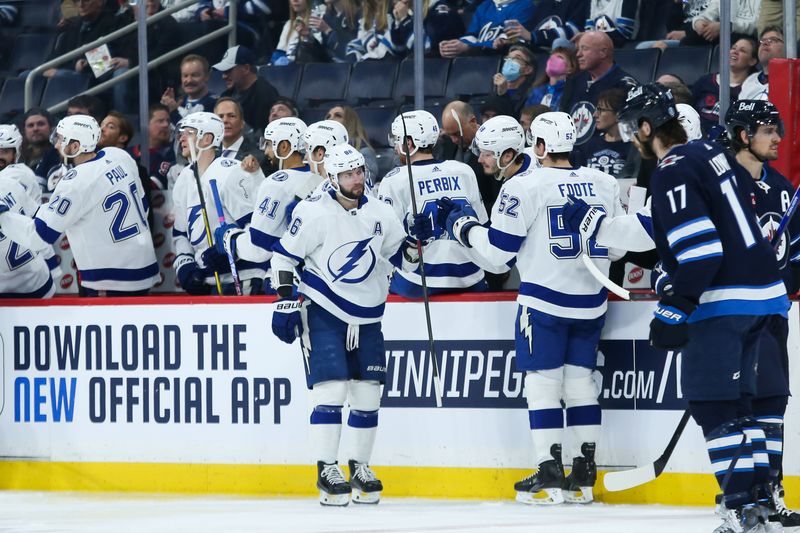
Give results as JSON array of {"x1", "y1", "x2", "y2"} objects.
[{"x1": 0, "y1": 0, "x2": 797, "y2": 297}]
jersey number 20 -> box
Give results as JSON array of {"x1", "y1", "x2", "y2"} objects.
[{"x1": 103, "y1": 183, "x2": 148, "y2": 242}]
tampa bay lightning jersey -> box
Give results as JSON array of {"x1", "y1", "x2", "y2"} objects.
[
  {"x1": 459, "y1": 0, "x2": 536, "y2": 50},
  {"x1": 0, "y1": 147, "x2": 159, "y2": 291},
  {"x1": 272, "y1": 190, "x2": 408, "y2": 324},
  {"x1": 378, "y1": 159, "x2": 489, "y2": 289},
  {"x1": 172, "y1": 156, "x2": 264, "y2": 282},
  {"x1": 749, "y1": 164, "x2": 800, "y2": 293},
  {"x1": 649, "y1": 141, "x2": 789, "y2": 322},
  {"x1": 0, "y1": 176, "x2": 54, "y2": 298},
  {"x1": 466, "y1": 156, "x2": 625, "y2": 319},
  {"x1": 1, "y1": 163, "x2": 41, "y2": 205}
]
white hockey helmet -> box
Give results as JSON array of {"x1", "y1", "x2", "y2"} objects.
[
  {"x1": 179, "y1": 111, "x2": 224, "y2": 154},
  {"x1": 54, "y1": 114, "x2": 100, "y2": 159},
  {"x1": 262, "y1": 117, "x2": 307, "y2": 169},
  {"x1": 304, "y1": 119, "x2": 349, "y2": 153},
  {"x1": 0, "y1": 124, "x2": 23, "y2": 161},
  {"x1": 324, "y1": 143, "x2": 365, "y2": 191},
  {"x1": 528, "y1": 111, "x2": 576, "y2": 159},
  {"x1": 388, "y1": 110, "x2": 440, "y2": 156},
  {"x1": 473, "y1": 115, "x2": 525, "y2": 177},
  {"x1": 676, "y1": 103, "x2": 702, "y2": 141}
]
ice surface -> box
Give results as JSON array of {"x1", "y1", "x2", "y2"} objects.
[{"x1": 0, "y1": 492, "x2": 723, "y2": 533}]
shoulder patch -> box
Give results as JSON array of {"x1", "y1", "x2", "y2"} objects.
[
  {"x1": 221, "y1": 159, "x2": 237, "y2": 168},
  {"x1": 62, "y1": 169, "x2": 78, "y2": 181},
  {"x1": 307, "y1": 194, "x2": 321, "y2": 202},
  {"x1": 384, "y1": 167, "x2": 401, "y2": 179},
  {"x1": 272, "y1": 171, "x2": 289, "y2": 182},
  {"x1": 658, "y1": 155, "x2": 684, "y2": 169}
]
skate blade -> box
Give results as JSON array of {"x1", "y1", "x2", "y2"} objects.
[
  {"x1": 516, "y1": 488, "x2": 564, "y2": 505},
  {"x1": 319, "y1": 490, "x2": 350, "y2": 507},
  {"x1": 352, "y1": 489, "x2": 381, "y2": 504},
  {"x1": 563, "y1": 487, "x2": 593, "y2": 504}
]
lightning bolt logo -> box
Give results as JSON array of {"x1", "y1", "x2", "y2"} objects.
[
  {"x1": 188, "y1": 205, "x2": 207, "y2": 246},
  {"x1": 327, "y1": 237, "x2": 376, "y2": 283},
  {"x1": 519, "y1": 307, "x2": 533, "y2": 354}
]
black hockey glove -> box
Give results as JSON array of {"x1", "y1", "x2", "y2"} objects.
[{"x1": 649, "y1": 294, "x2": 697, "y2": 350}]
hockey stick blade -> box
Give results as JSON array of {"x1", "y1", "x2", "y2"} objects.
[
  {"x1": 603, "y1": 410, "x2": 691, "y2": 492},
  {"x1": 581, "y1": 254, "x2": 630, "y2": 300}
]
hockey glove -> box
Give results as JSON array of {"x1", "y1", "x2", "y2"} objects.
[
  {"x1": 214, "y1": 223, "x2": 243, "y2": 258},
  {"x1": 272, "y1": 297, "x2": 303, "y2": 344},
  {"x1": 562, "y1": 195, "x2": 605, "y2": 241},
  {"x1": 436, "y1": 197, "x2": 458, "y2": 228},
  {"x1": 199, "y1": 246, "x2": 231, "y2": 273},
  {"x1": 651, "y1": 262, "x2": 673, "y2": 296},
  {"x1": 405, "y1": 211, "x2": 436, "y2": 246},
  {"x1": 175, "y1": 255, "x2": 212, "y2": 296},
  {"x1": 649, "y1": 294, "x2": 697, "y2": 350},
  {"x1": 445, "y1": 203, "x2": 480, "y2": 247}
]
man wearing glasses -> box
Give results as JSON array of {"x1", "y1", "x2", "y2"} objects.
[{"x1": 740, "y1": 26, "x2": 787, "y2": 101}]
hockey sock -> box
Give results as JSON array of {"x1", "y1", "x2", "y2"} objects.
[
  {"x1": 525, "y1": 371, "x2": 564, "y2": 465},
  {"x1": 347, "y1": 409, "x2": 378, "y2": 463},
  {"x1": 752, "y1": 395, "x2": 788, "y2": 480},
  {"x1": 741, "y1": 419, "x2": 770, "y2": 486},
  {"x1": 563, "y1": 365, "x2": 601, "y2": 460},
  {"x1": 310, "y1": 405, "x2": 343, "y2": 463},
  {"x1": 705, "y1": 420, "x2": 754, "y2": 508}
]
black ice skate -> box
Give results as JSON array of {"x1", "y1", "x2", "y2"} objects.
[
  {"x1": 767, "y1": 482, "x2": 800, "y2": 531},
  {"x1": 317, "y1": 461, "x2": 351, "y2": 506},
  {"x1": 348, "y1": 460, "x2": 383, "y2": 504},
  {"x1": 514, "y1": 444, "x2": 565, "y2": 505},
  {"x1": 563, "y1": 442, "x2": 597, "y2": 504},
  {"x1": 714, "y1": 504, "x2": 769, "y2": 533}
]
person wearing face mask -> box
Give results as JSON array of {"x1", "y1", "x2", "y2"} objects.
[
  {"x1": 492, "y1": 45, "x2": 538, "y2": 115},
  {"x1": 525, "y1": 46, "x2": 578, "y2": 111}
]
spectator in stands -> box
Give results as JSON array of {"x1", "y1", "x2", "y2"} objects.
[
  {"x1": 19, "y1": 108, "x2": 53, "y2": 171},
  {"x1": 215, "y1": 97, "x2": 265, "y2": 163},
  {"x1": 506, "y1": 0, "x2": 586, "y2": 50},
  {"x1": 492, "y1": 45, "x2": 537, "y2": 116},
  {"x1": 324, "y1": 105, "x2": 379, "y2": 180},
  {"x1": 681, "y1": 0, "x2": 758, "y2": 46},
  {"x1": 571, "y1": 87, "x2": 629, "y2": 179},
  {"x1": 582, "y1": 0, "x2": 639, "y2": 47},
  {"x1": 693, "y1": 36, "x2": 759, "y2": 134},
  {"x1": 438, "y1": 0, "x2": 535, "y2": 57},
  {"x1": 66, "y1": 94, "x2": 108, "y2": 125},
  {"x1": 161, "y1": 55, "x2": 219, "y2": 125},
  {"x1": 560, "y1": 31, "x2": 636, "y2": 146},
  {"x1": 757, "y1": 0, "x2": 800, "y2": 38},
  {"x1": 130, "y1": 104, "x2": 176, "y2": 189},
  {"x1": 272, "y1": 0, "x2": 325, "y2": 63},
  {"x1": 656, "y1": 76, "x2": 693, "y2": 105},
  {"x1": 307, "y1": 0, "x2": 360, "y2": 62},
  {"x1": 346, "y1": 0, "x2": 401, "y2": 61},
  {"x1": 268, "y1": 97, "x2": 299, "y2": 123},
  {"x1": 479, "y1": 96, "x2": 514, "y2": 123},
  {"x1": 637, "y1": 0, "x2": 711, "y2": 50},
  {"x1": 524, "y1": 46, "x2": 578, "y2": 110},
  {"x1": 424, "y1": 0, "x2": 466, "y2": 56},
  {"x1": 740, "y1": 26, "x2": 786, "y2": 101},
  {"x1": 519, "y1": 104, "x2": 550, "y2": 137},
  {"x1": 98, "y1": 111, "x2": 134, "y2": 149},
  {"x1": 214, "y1": 45, "x2": 279, "y2": 132}
]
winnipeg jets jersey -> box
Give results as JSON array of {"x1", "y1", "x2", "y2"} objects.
[
  {"x1": 0, "y1": 176, "x2": 53, "y2": 298},
  {"x1": 0, "y1": 147, "x2": 158, "y2": 291},
  {"x1": 272, "y1": 191, "x2": 408, "y2": 325},
  {"x1": 378, "y1": 159, "x2": 489, "y2": 289},
  {"x1": 467, "y1": 157, "x2": 625, "y2": 319},
  {"x1": 650, "y1": 141, "x2": 789, "y2": 321},
  {"x1": 172, "y1": 157, "x2": 264, "y2": 282},
  {"x1": 1, "y1": 163, "x2": 41, "y2": 205}
]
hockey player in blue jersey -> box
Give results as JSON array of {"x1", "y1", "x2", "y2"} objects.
[
  {"x1": 439, "y1": 112, "x2": 625, "y2": 505},
  {"x1": 270, "y1": 143, "x2": 432, "y2": 506},
  {"x1": 615, "y1": 83, "x2": 789, "y2": 533}
]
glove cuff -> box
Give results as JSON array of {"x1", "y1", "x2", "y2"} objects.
[
  {"x1": 453, "y1": 216, "x2": 479, "y2": 247},
  {"x1": 224, "y1": 228, "x2": 244, "y2": 258},
  {"x1": 654, "y1": 294, "x2": 697, "y2": 325},
  {"x1": 581, "y1": 209, "x2": 606, "y2": 241},
  {"x1": 174, "y1": 253, "x2": 196, "y2": 274}
]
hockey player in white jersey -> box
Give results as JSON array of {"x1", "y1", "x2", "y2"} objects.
[
  {"x1": 379, "y1": 110, "x2": 490, "y2": 297},
  {"x1": 270, "y1": 143, "x2": 432, "y2": 506},
  {"x1": 0, "y1": 124, "x2": 41, "y2": 205},
  {"x1": 0, "y1": 175, "x2": 54, "y2": 298},
  {"x1": 171, "y1": 112, "x2": 264, "y2": 295},
  {"x1": 439, "y1": 113, "x2": 625, "y2": 505},
  {"x1": 0, "y1": 115, "x2": 159, "y2": 296},
  {"x1": 213, "y1": 117, "x2": 309, "y2": 293}
]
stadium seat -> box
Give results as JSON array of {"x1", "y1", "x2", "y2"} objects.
[
  {"x1": 394, "y1": 58, "x2": 450, "y2": 102},
  {"x1": 0, "y1": 76, "x2": 45, "y2": 119},
  {"x1": 299, "y1": 107, "x2": 328, "y2": 126},
  {"x1": 614, "y1": 48, "x2": 660, "y2": 84},
  {"x1": 353, "y1": 107, "x2": 396, "y2": 148},
  {"x1": 10, "y1": 33, "x2": 56, "y2": 72},
  {"x1": 258, "y1": 63, "x2": 302, "y2": 100},
  {"x1": 20, "y1": 0, "x2": 61, "y2": 29},
  {"x1": 296, "y1": 63, "x2": 351, "y2": 106},
  {"x1": 40, "y1": 73, "x2": 90, "y2": 109},
  {"x1": 346, "y1": 60, "x2": 399, "y2": 105},
  {"x1": 655, "y1": 46, "x2": 713, "y2": 86},
  {"x1": 445, "y1": 56, "x2": 500, "y2": 99}
]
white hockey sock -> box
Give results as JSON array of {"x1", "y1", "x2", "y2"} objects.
[
  {"x1": 563, "y1": 366, "x2": 601, "y2": 460},
  {"x1": 525, "y1": 371, "x2": 564, "y2": 465},
  {"x1": 310, "y1": 405, "x2": 343, "y2": 463},
  {"x1": 347, "y1": 409, "x2": 378, "y2": 463}
]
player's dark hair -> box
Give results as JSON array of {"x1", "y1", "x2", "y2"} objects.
[
  {"x1": 107, "y1": 110, "x2": 134, "y2": 147},
  {"x1": 533, "y1": 139, "x2": 570, "y2": 162},
  {"x1": 67, "y1": 94, "x2": 107, "y2": 124},
  {"x1": 652, "y1": 116, "x2": 688, "y2": 149}
]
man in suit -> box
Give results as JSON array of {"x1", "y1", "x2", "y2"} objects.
[{"x1": 214, "y1": 97, "x2": 264, "y2": 165}]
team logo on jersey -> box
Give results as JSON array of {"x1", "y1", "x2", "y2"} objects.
[
  {"x1": 62, "y1": 169, "x2": 78, "y2": 181},
  {"x1": 759, "y1": 212, "x2": 788, "y2": 266},
  {"x1": 570, "y1": 102, "x2": 596, "y2": 145},
  {"x1": 327, "y1": 237, "x2": 377, "y2": 283},
  {"x1": 658, "y1": 155, "x2": 684, "y2": 168},
  {"x1": 221, "y1": 160, "x2": 236, "y2": 168},
  {"x1": 272, "y1": 171, "x2": 289, "y2": 182},
  {"x1": 384, "y1": 168, "x2": 401, "y2": 179},
  {"x1": 307, "y1": 194, "x2": 321, "y2": 202},
  {"x1": 188, "y1": 205, "x2": 208, "y2": 246}
]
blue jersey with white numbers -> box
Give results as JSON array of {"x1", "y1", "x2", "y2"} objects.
[{"x1": 649, "y1": 141, "x2": 789, "y2": 322}]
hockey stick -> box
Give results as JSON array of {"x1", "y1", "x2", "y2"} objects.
[
  {"x1": 603, "y1": 409, "x2": 690, "y2": 491},
  {"x1": 209, "y1": 178, "x2": 242, "y2": 296},
  {"x1": 188, "y1": 141, "x2": 224, "y2": 295},
  {"x1": 771, "y1": 185, "x2": 800, "y2": 248},
  {"x1": 400, "y1": 113, "x2": 444, "y2": 408}
]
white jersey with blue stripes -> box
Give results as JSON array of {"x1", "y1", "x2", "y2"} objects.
[
  {"x1": 0, "y1": 147, "x2": 158, "y2": 291},
  {"x1": 467, "y1": 160, "x2": 625, "y2": 319},
  {"x1": 595, "y1": 201, "x2": 655, "y2": 252}
]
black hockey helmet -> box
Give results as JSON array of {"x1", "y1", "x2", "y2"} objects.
[
  {"x1": 724, "y1": 99, "x2": 784, "y2": 145},
  {"x1": 617, "y1": 83, "x2": 678, "y2": 142}
]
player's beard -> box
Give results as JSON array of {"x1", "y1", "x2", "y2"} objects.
[
  {"x1": 339, "y1": 183, "x2": 364, "y2": 201},
  {"x1": 635, "y1": 133, "x2": 657, "y2": 160},
  {"x1": 0, "y1": 158, "x2": 8, "y2": 171}
]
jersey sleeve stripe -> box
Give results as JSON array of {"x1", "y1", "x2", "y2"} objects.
[
  {"x1": 250, "y1": 227, "x2": 280, "y2": 250},
  {"x1": 698, "y1": 281, "x2": 787, "y2": 304},
  {"x1": 666, "y1": 217, "x2": 716, "y2": 247},
  {"x1": 487, "y1": 227, "x2": 525, "y2": 253},
  {"x1": 0, "y1": 275, "x2": 53, "y2": 298},
  {"x1": 79, "y1": 263, "x2": 159, "y2": 282},
  {"x1": 519, "y1": 282, "x2": 608, "y2": 308},
  {"x1": 45, "y1": 255, "x2": 59, "y2": 270},
  {"x1": 414, "y1": 262, "x2": 482, "y2": 278},
  {"x1": 301, "y1": 270, "x2": 385, "y2": 319},
  {"x1": 272, "y1": 241, "x2": 304, "y2": 264},
  {"x1": 236, "y1": 213, "x2": 252, "y2": 227},
  {"x1": 675, "y1": 240, "x2": 723, "y2": 264},
  {"x1": 172, "y1": 228, "x2": 188, "y2": 237},
  {"x1": 34, "y1": 218, "x2": 61, "y2": 244},
  {"x1": 636, "y1": 212, "x2": 654, "y2": 239}
]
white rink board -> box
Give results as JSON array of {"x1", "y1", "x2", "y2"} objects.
[{"x1": 0, "y1": 299, "x2": 798, "y2": 478}]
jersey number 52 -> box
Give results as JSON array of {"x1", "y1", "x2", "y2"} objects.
[{"x1": 547, "y1": 205, "x2": 608, "y2": 259}]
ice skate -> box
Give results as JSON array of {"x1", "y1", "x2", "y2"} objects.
[
  {"x1": 515, "y1": 444, "x2": 565, "y2": 505},
  {"x1": 348, "y1": 460, "x2": 383, "y2": 504},
  {"x1": 768, "y1": 483, "x2": 800, "y2": 531},
  {"x1": 564, "y1": 442, "x2": 597, "y2": 504},
  {"x1": 317, "y1": 461, "x2": 351, "y2": 506},
  {"x1": 713, "y1": 504, "x2": 769, "y2": 533}
]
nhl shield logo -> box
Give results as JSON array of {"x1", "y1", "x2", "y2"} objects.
[{"x1": 571, "y1": 101, "x2": 597, "y2": 145}]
